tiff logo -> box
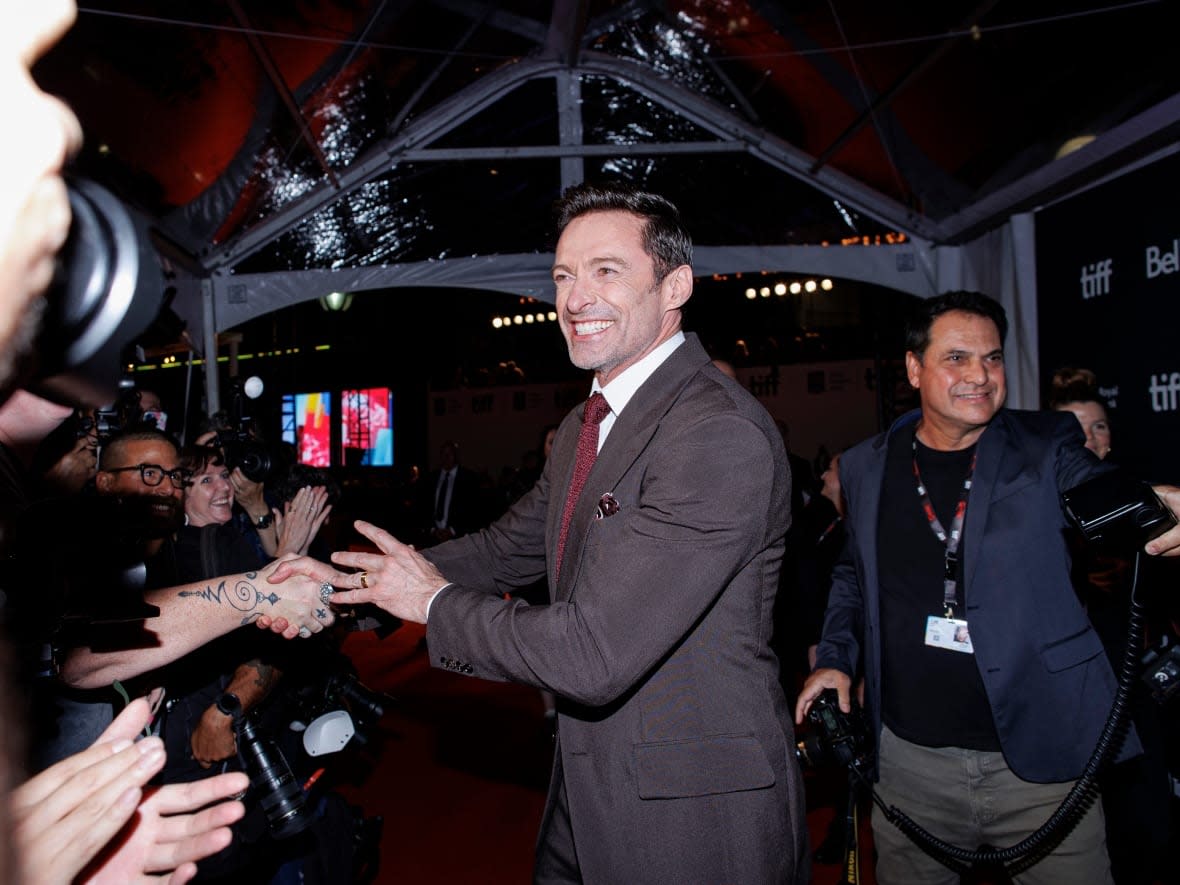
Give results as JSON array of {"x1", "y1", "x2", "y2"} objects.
[
  {"x1": 1148, "y1": 373, "x2": 1180, "y2": 412},
  {"x1": 1080, "y1": 259, "x2": 1113, "y2": 299}
]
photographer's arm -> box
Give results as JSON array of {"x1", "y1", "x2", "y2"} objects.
[
  {"x1": 191, "y1": 657, "x2": 281, "y2": 767},
  {"x1": 61, "y1": 558, "x2": 334, "y2": 689},
  {"x1": 231, "y1": 467, "x2": 280, "y2": 557}
]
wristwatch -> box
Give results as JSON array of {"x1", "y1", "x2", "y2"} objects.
[
  {"x1": 216, "y1": 692, "x2": 241, "y2": 717},
  {"x1": 254, "y1": 512, "x2": 273, "y2": 529}
]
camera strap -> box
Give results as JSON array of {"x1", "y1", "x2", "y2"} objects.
[{"x1": 911, "y1": 439, "x2": 976, "y2": 620}]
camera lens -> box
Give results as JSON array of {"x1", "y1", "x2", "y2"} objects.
[
  {"x1": 339, "y1": 675, "x2": 388, "y2": 722},
  {"x1": 33, "y1": 179, "x2": 165, "y2": 409},
  {"x1": 235, "y1": 715, "x2": 311, "y2": 838},
  {"x1": 238, "y1": 445, "x2": 272, "y2": 484}
]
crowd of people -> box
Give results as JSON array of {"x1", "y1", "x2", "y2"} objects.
[{"x1": 2, "y1": 4, "x2": 1180, "y2": 884}]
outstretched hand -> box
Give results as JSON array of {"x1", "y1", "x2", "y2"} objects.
[
  {"x1": 250, "y1": 555, "x2": 336, "y2": 640},
  {"x1": 10, "y1": 697, "x2": 248, "y2": 885},
  {"x1": 275, "y1": 485, "x2": 332, "y2": 556},
  {"x1": 1146, "y1": 485, "x2": 1180, "y2": 556},
  {"x1": 269, "y1": 520, "x2": 449, "y2": 624}
]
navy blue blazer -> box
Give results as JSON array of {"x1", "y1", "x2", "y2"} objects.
[{"x1": 816, "y1": 407, "x2": 1137, "y2": 783}]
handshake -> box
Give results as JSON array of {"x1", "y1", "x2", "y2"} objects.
[{"x1": 261, "y1": 519, "x2": 450, "y2": 634}]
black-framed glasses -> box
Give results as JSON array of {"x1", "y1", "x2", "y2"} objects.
[{"x1": 101, "y1": 463, "x2": 190, "y2": 489}]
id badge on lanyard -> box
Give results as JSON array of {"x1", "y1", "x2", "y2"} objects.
[{"x1": 913, "y1": 439, "x2": 976, "y2": 655}]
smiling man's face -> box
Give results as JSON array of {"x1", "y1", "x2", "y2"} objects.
[
  {"x1": 906, "y1": 310, "x2": 1006, "y2": 450},
  {"x1": 552, "y1": 210, "x2": 689, "y2": 387},
  {"x1": 95, "y1": 437, "x2": 184, "y2": 536}
]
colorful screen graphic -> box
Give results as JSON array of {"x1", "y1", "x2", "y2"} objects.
[
  {"x1": 341, "y1": 387, "x2": 393, "y2": 466},
  {"x1": 281, "y1": 392, "x2": 332, "y2": 467}
]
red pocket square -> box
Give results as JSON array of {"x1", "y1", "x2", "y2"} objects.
[{"x1": 596, "y1": 492, "x2": 620, "y2": 519}]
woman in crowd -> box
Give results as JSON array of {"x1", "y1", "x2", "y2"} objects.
[
  {"x1": 152, "y1": 446, "x2": 332, "y2": 881},
  {"x1": 1048, "y1": 367, "x2": 1112, "y2": 460},
  {"x1": 1048, "y1": 367, "x2": 1175, "y2": 885}
]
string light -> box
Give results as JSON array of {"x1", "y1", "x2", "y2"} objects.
[
  {"x1": 734, "y1": 277, "x2": 837, "y2": 299},
  {"x1": 131, "y1": 345, "x2": 329, "y2": 371},
  {"x1": 489, "y1": 310, "x2": 559, "y2": 330}
]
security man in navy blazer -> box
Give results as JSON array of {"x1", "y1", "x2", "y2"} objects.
[
  {"x1": 277, "y1": 183, "x2": 809, "y2": 883},
  {"x1": 796, "y1": 290, "x2": 1180, "y2": 885}
]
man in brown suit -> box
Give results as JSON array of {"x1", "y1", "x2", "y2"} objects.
[{"x1": 276, "y1": 182, "x2": 809, "y2": 883}]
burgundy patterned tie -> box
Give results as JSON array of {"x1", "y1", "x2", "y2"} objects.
[{"x1": 555, "y1": 392, "x2": 611, "y2": 578}]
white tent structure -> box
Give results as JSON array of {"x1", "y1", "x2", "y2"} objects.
[{"x1": 39, "y1": 1, "x2": 1180, "y2": 413}]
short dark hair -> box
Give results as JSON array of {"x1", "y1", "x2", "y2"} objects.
[
  {"x1": 554, "y1": 182, "x2": 693, "y2": 283},
  {"x1": 905, "y1": 291, "x2": 1008, "y2": 358},
  {"x1": 179, "y1": 443, "x2": 224, "y2": 477},
  {"x1": 1047, "y1": 366, "x2": 1106, "y2": 411},
  {"x1": 98, "y1": 427, "x2": 179, "y2": 470}
]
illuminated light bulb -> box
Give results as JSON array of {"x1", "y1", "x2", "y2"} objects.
[
  {"x1": 760, "y1": 287, "x2": 770, "y2": 297},
  {"x1": 789, "y1": 282, "x2": 802, "y2": 295},
  {"x1": 513, "y1": 315, "x2": 524, "y2": 325},
  {"x1": 321, "y1": 291, "x2": 352, "y2": 312},
  {"x1": 525, "y1": 314, "x2": 535, "y2": 324},
  {"x1": 535, "y1": 313, "x2": 546, "y2": 322},
  {"x1": 804, "y1": 280, "x2": 817, "y2": 293},
  {"x1": 745, "y1": 288, "x2": 757, "y2": 300},
  {"x1": 774, "y1": 283, "x2": 787, "y2": 296},
  {"x1": 547, "y1": 311, "x2": 557, "y2": 321},
  {"x1": 821, "y1": 278, "x2": 833, "y2": 291},
  {"x1": 493, "y1": 317, "x2": 503, "y2": 329}
]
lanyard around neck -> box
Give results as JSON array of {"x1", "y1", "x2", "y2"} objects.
[{"x1": 911, "y1": 437, "x2": 976, "y2": 618}]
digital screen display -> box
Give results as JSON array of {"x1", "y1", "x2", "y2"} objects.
[
  {"x1": 281, "y1": 392, "x2": 331, "y2": 467},
  {"x1": 341, "y1": 387, "x2": 393, "y2": 466}
]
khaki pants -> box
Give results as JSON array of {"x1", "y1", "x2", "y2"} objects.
[{"x1": 871, "y1": 725, "x2": 1113, "y2": 885}]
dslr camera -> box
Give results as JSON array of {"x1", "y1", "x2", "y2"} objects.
[
  {"x1": 222, "y1": 663, "x2": 393, "y2": 839},
  {"x1": 1061, "y1": 470, "x2": 1177, "y2": 551},
  {"x1": 1141, "y1": 639, "x2": 1180, "y2": 706},
  {"x1": 27, "y1": 178, "x2": 171, "y2": 410},
  {"x1": 213, "y1": 377, "x2": 272, "y2": 484},
  {"x1": 76, "y1": 378, "x2": 147, "y2": 447},
  {"x1": 796, "y1": 688, "x2": 870, "y2": 770}
]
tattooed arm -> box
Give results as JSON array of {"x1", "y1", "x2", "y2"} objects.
[
  {"x1": 61, "y1": 557, "x2": 334, "y2": 689},
  {"x1": 191, "y1": 657, "x2": 281, "y2": 767}
]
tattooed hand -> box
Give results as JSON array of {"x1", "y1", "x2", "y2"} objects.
[{"x1": 180, "y1": 556, "x2": 334, "y2": 640}]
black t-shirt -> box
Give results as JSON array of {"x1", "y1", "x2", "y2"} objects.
[
  {"x1": 170, "y1": 522, "x2": 264, "y2": 583},
  {"x1": 878, "y1": 427, "x2": 1000, "y2": 751}
]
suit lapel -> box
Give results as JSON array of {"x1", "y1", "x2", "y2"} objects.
[
  {"x1": 963, "y1": 412, "x2": 1026, "y2": 595},
  {"x1": 854, "y1": 439, "x2": 887, "y2": 610},
  {"x1": 553, "y1": 335, "x2": 708, "y2": 600}
]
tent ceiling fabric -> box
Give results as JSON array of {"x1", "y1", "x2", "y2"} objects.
[{"x1": 35, "y1": 1, "x2": 1180, "y2": 295}]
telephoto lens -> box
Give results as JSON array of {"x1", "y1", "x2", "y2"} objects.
[{"x1": 223, "y1": 695, "x2": 312, "y2": 838}]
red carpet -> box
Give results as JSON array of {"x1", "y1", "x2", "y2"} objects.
[{"x1": 332, "y1": 624, "x2": 875, "y2": 885}]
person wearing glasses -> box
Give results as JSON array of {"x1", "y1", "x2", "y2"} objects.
[
  {"x1": 92, "y1": 427, "x2": 189, "y2": 558},
  {"x1": 30, "y1": 427, "x2": 337, "y2": 767}
]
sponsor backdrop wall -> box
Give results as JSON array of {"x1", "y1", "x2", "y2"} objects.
[{"x1": 1036, "y1": 149, "x2": 1180, "y2": 485}]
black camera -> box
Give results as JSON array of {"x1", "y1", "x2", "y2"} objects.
[
  {"x1": 220, "y1": 694, "x2": 312, "y2": 839},
  {"x1": 1141, "y1": 640, "x2": 1180, "y2": 705},
  {"x1": 1062, "y1": 470, "x2": 1177, "y2": 551},
  {"x1": 285, "y1": 665, "x2": 395, "y2": 750},
  {"x1": 76, "y1": 378, "x2": 149, "y2": 448},
  {"x1": 796, "y1": 689, "x2": 869, "y2": 770},
  {"x1": 214, "y1": 378, "x2": 272, "y2": 484},
  {"x1": 26, "y1": 178, "x2": 169, "y2": 410},
  {"x1": 218, "y1": 433, "x2": 273, "y2": 485}
]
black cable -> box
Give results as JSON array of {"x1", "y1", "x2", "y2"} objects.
[{"x1": 853, "y1": 549, "x2": 1145, "y2": 875}]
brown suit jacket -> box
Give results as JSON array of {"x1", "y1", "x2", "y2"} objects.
[{"x1": 425, "y1": 334, "x2": 808, "y2": 883}]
